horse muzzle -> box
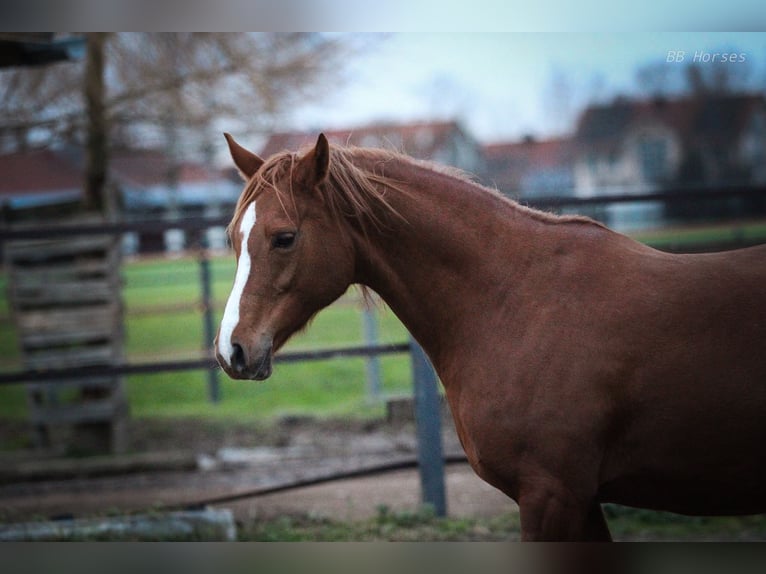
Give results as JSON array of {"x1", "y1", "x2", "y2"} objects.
[{"x1": 217, "y1": 337, "x2": 273, "y2": 381}]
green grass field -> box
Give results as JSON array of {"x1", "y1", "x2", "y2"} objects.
[
  {"x1": 0, "y1": 253, "x2": 412, "y2": 422},
  {"x1": 239, "y1": 504, "x2": 766, "y2": 541}
]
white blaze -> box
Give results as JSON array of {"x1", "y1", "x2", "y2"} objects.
[{"x1": 218, "y1": 202, "x2": 257, "y2": 366}]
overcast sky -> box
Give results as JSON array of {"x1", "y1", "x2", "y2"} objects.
[{"x1": 284, "y1": 33, "x2": 766, "y2": 144}]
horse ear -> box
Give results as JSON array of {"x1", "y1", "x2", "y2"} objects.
[
  {"x1": 224, "y1": 133, "x2": 264, "y2": 180},
  {"x1": 314, "y1": 133, "x2": 330, "y2": 184},
  {"x1": 296, "y1": 133, "x2": 330, "y2": 189}
]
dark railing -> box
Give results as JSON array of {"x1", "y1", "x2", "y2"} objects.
[
  {"x1": 0, "y1": 343, "x2": 410, "y2": 386},
  {"x1": 523, "y1": 183, "x2": 766, "y2": 210}
]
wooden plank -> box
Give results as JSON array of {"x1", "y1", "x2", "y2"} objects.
[
  {"x1": 24, "y1": 377, "x2": 121, "y2": 394},
  {"x1": 0, "y1": 450, "x2": 197, "y2": 482},
  {"x1": 10, "y1": 260, "x2": 115, "y2": 286},
  {"x1": 28, "y1": 398, "x2": 125, "y2": 425},
  {"x1": 21, "y1": 328, "x2": 114, "y2": 348},
  {"x1": 17, "y1": 303, "x2": 119, "y2": 334},
  {"x1": 11, "y1": 278, "x2": 117, "y2": 307},
  {"x1": 18, "y1": 301, "x2": 121, "y2": 349},
  {"x1": 4, "y1": 236, "x2": 116, "y2": 262},
  {"x1": 24, "y1": 344, "x2": 118, "y2": 370}
]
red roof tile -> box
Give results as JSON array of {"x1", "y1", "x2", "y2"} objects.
[
  {"x1": 110, "y1": 150, "x2": 222, "y2": 187},
  {"x1": 0, "y1": 149, "x2": 82, "y2": 195},
  {"x1": 482, "y1": 138, "x2": 575, "y2": 191}
]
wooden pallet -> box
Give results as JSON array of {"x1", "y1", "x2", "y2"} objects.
[{"x1": 4, "y1": 229, "x2": 128, "y2": 454}]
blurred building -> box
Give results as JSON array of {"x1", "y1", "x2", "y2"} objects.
[
  {"x1": 0, "y1": 149, "x2": 84, "y2": 214},
  {"x1": 482, "y1": 136, "x2": 575, "y2": 199},
  {"x1": 3, "y1": 94, "x2": 763, "y2": 243},
  {"x1": 573, "y1": 93, "x2": 766, "y2": 195},
  {"x1": 0, "y1": 147, "x2": 240, "y2": 253},
  {"x1": 572, "y1": 93, "x2": 766, "y2": 228},
  {"x1": 110, "y1": 150, "x2": 240, "y2": 253}
]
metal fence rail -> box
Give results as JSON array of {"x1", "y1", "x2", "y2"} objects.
[
  {"x1": 0, "y1": 343, "x2": 410, "y2": 385},
  {"x1": 0, "y1": 215, "x2": 231, "y2": 242},
  {"x1": 522, "y1": 183, "x2": 766, "y2": 210},
  {"x1": 0, "y1": 183, "x2": 763, "y2": 242}
]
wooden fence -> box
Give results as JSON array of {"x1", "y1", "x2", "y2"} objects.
[{"x1": 3, "y1": 222, "x2": 128, "y2": 453}]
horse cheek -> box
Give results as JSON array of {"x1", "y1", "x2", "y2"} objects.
[{"x1": 308, "y1": 235, "x2": 355, "y2": 306}]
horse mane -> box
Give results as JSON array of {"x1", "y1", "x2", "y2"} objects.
[
  {"x1": 228, "y1": 141, "x2": 600, "y2": 239},
  {"x1": 228, "y1": 144, "x2": 412, "y2": 239}
]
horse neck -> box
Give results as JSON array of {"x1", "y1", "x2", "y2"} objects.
[{"x1": 349, "y1": 157, "x2": 541, "y2": 369}]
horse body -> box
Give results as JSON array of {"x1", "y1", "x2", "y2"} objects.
[
  {"x1": 216, "y1": 133, "x2": 766, "y2": 540},
  {"x1": 350, "y1": 155, "x2": 766, "y2": 537}
]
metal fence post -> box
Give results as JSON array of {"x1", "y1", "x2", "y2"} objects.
[
  {"x1": 409, "y1": 337, "x2": 447, "y2": 517},
  {"x1": 198, "y1": 233, "x2": 220, "y2": 403},
  {"x1": 362, "y1": 307, "x2": 382, "y2": 403}
]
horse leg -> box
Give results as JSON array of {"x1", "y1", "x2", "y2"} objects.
[{"x1": 518, "y1": 482, "x2": 609, "y2": 541}]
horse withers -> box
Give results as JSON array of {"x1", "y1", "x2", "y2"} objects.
[{"x1": 215, "y1": 133, "x2": 766, "y2": 541}]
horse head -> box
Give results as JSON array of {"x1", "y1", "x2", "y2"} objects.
[{"x1": 215, "y1": 133, "x2": 356, "y2": 380}]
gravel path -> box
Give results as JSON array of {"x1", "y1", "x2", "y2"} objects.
[{"x1": 0, "y1": 417, "x2": 517, "y2": 524}]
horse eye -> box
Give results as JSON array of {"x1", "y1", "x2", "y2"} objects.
[{"x1": 271, "y1": 232, "x2": 296, "y2": 250}]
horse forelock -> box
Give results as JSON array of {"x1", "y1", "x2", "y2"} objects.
[
  {"x1": 227, "y1": 150, "x2": 297, "y2": 241},
  {"x1": 228, "y1": 144, "x2": 411, "y2": 242}
]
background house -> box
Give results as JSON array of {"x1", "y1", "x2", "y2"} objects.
[
  {"x1": 110, "y1": 150, "x2": 240, "y2": 253},
  {"x1": 572, "y1": 93, "x2": 766, "y2": 229},
  {"x1": 482, "y1": 136, "x2": 575, "y2": 199},
  {"x1": 574, "y1": 94, "x2": 766, "y2": 194},
  {"x1": 0, "y1": 149, "x2": 84, "y2": 220}
]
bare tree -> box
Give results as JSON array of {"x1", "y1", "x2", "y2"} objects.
[
  {"x1": 84, "y1": 33, "x2": 107, "y2": 212},
  {"x1": 684, "y1": 57, "x2": 753, "y2": 96},
  {"x1": 0, "y1": 33, "x2": 354, "y2": 153},
  {"x1": 0, "y1": 47, "x2": 81, "y2": 150},
  {"x1": 635, "y1": 60, "x2": 675, "y2": 98}
]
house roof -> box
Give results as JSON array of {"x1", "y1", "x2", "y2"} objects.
[
  {"x1": 259, "y1": 120, "x2": 470, "y2": 160},
  {"x1": 574, "y1": 94, "x2": 766, "y2": 153},
  {"x1": 110, "y1": 149, "x2": 227, "y2": 188},
  {"x1": 484, "y1": 138, "x2": 574, "y2": 169},
  {"x1": 0, "y1": 149, "x2": 83, "y2": 195},
  {"x1": 0, "y1": 147, "x2": 236, "y2": 210},
  {"x1": 107, "y1": 149, "x2": 241, "y2": 209}
]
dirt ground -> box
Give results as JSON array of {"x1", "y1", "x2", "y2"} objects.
[{"x1": 0, "y1": 416, "x2": 517, "y2": 524}]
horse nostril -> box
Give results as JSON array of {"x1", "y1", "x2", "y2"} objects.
[{"x1": 231, "y1": 343, "x2": 247, "y2": 373}]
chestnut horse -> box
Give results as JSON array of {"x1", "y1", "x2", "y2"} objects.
[{"x1": 215, "y1": 133, "x2": 766, "y2": 541}]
